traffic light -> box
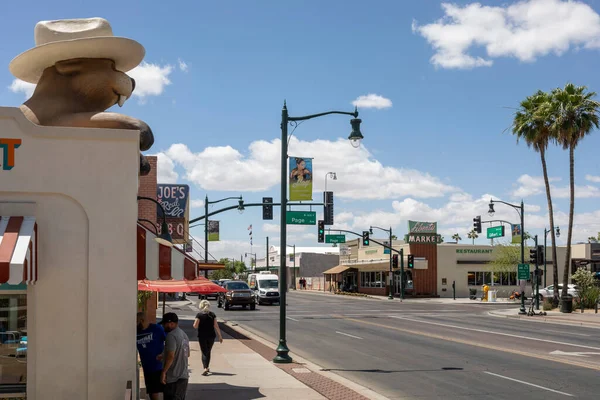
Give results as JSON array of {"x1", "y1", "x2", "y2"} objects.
[
  {"x1": 318, "y1": 220, "x2": 325, "y2": 243},
  {"x1": 362, "y1": 230, "x2": 370, "y2": 246},
  {"x1": 473, "y1": 215, "x2": 482, "y2": 234},
  {"x1": 537, "y1": 245, "x2": 544, "y2": 264},
  {"x1": 392, "y1": 254, "x2": 398, "y2": 268},
  {"x1": 407, "y1": 254, "x2": 414, "y2": 269},
  {"x1": 529, "y1": 247, "x2": 538, "y2": 265},
  {"x1": 324, "y1": 191, "x2": 334, "y2": 225},
  {"x1": 262, "y1": 197, "x2": 273, "y2": 220}
]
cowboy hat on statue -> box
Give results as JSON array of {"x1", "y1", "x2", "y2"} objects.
[{"x1": 11, "y1": 17, "x2": 155, "y2": 176}]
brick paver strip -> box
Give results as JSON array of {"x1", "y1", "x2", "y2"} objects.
[{"x1": 219, "y1": 323, "x2": 370, "y2": 400}]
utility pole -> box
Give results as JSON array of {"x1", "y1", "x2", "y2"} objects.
[{"x1": 266, "y1": 237, "x2": 269, "y2": 270}]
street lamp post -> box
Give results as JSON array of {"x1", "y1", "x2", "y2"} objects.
[
  {"x1": 544, "y1": 227, "x2": 560, "y2": 288},
  {"x1": 489, "y1": 199, "x2": 526, "y2": 315},
  {"x1": 204, "y1": 195, "x2": 243, "y2": 277},
  {"x1": 370, "y1": 226, "x2": 393, "y2": 300},
  {"x1": 245, "y1": 252, "x2": 257, "y2": 270},
  {"x1": 275, "y1": 101, "x2": 364, "y2": 364},
  {"x1": 287, "y1": 244, "x2": 296, "y2": 289},
  {"x1": 324, "y1": 172, "x2": 337, "y2": 194}
]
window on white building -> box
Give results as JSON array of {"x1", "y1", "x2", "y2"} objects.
[{"x1": 360, "y1": 272, "x2": 384, "y2": 288}]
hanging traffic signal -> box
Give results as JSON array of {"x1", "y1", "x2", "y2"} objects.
[
  {"x1": 362, "y1": 230, "x2": 370, "y2": 246},
  {"x1": 324, "y1": 191, "x2": 334, "y2": 225},
  {"x1": 318, "y1": 220, "x2": 325, "y2": 243},
  {"x1": 529, "y1": 247, "x2": 538, "y2": 265},
  {"x1": 407, "y1": 254, "x2": 414, "y2": 269},
  {"x1": 392, "y1": 254, "x2": 398, "y2": 268},
  {"x1": 262, "y1": 197, "x2": 273, "y2": 220},
  {"x1": 473, "y1": 215, "x2": 482, "y2": 234}
]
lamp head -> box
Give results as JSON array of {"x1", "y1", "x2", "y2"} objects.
[
  {"x1": 332, "y1": 172, "x2": 337, "y2": 180},
  {"x1": 348, "y1": 118, "x2": 363, "y2": 148},
  {"x1": 488, "y1": 200, "x2": 495, "y2": 216},
  {"x1": 156, "y1": 221, "x2": 173, "y2": 247},
  {"x1": 556, "y1": 226, "x2": 561, "y2": 238}
]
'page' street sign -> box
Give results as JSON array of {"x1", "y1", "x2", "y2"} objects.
[
  {"x1": 326, "y1": 234, "x2": 345, "y2": 243},
  {"x1": 286, "y1": 211, "x2": 316, "y2": 225}
]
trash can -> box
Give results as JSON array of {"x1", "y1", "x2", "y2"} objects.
[
  {"x1": 488, "y1": 290, "x2": 497, "y2": 303},
  {"x1": 560, "y1": 294, "x2": 573, "y2": 313}
]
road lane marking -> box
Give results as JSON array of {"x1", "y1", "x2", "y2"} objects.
[
  {"x1": 340, "y1": 317, "x2": 600, "y2": 371},
  {"x1": 550, "y1": 350, "x2": 600, "y2": 357},
  {"x1": 336, "y1": 331, "x2": 363, "y2": 340},
  {"x1": 547, "y1": 329, "x2": 590, "y2": 337},
  {"x1": 483, "y1": 371, "x2": 574, "y2": 397},
  {"x1": 286, "y1": 316, "x2": 299, "y2": 322},
  {"x1": 189, "y1": 306, "x2": 200, "y2": 312},
  {"x1": 389, "y1": 315, "x2": 600, "y2": 351}
]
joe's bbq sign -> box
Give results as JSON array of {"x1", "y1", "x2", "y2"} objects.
[{"x1": 157, "y1": 184, "x2": 190, "y2": 244}]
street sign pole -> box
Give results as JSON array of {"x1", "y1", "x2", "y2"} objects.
[{"x1": 534, "y1": 234, "x2": 540, "y2": 311}]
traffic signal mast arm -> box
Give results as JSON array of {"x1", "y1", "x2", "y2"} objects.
[
  {"x1": 327, "y1": 228, "x2": 403, "y2": 255},
  {"x1": 189, "y1": 201, "x2": 326, "y2": 224}
]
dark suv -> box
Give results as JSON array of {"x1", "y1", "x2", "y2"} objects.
[{"x1": 217, "y1": 281, "x2": 256, "y2": 311}]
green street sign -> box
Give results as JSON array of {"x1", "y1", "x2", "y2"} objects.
[
  {"x1": 286, "y1": 211, "x2": 316, "y2": 225},
  {"x1": 326, "y1": 234, "x2": 346, "y2": 244},
  {"x1": 487, "y1": 225, "x2": 505, "y2": 239},
  {"x1": 518, "y1": 263, "x2": 530, "y2": 280}
]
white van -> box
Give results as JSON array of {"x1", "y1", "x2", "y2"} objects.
[{"x1": 248, "y1": 272, "x2": 280, "y2": 305}]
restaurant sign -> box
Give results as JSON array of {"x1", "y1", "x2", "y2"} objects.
[
  {"x1": 404, "y1": 234, "x2": 443, "y2": 244},
  {"x1": 157, "y1": 184, "x2": 190, "y2": 245},
  {"x1": 406, "y1": 221, "x2": 440, "y2": 245},
  {"x1": 408, "y1": 221, "x2": 437, "y2": 234}
]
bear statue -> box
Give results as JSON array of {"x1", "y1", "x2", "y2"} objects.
[{"x1": 9, "y1": 17, "x2": 154, "y2": 175}]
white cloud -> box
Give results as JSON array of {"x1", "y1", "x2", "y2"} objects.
[
  {"x1": 153, "y1": 151, "x2": 179, "y2": 183},
  {"x1": 413, "y1": 0, "x2": 600, "y2": 69},
  {"x1": 352, "y1": 94, "x2": 392, "y2": 109},
  {"x1": 9, "y1": 61, "x2": 173, "y2": 103},
  {"x1": 8, "y1": 79, "x2": 35, "y2": 98},
  {"x1": 553, "y1": 185, "x2": 600, "y2": 199},
  {"x1": 128, "y1": 62, "x2": 173, "y2": 101},
  {"x1": 586, "y1": 175, "x2": 600, "y2": 183},
  {"x1": 178, "y1": 59, "x2": 189, "y2": 73},
  {"x1": 162, "y1": 137, "x2": 458, "y2": 199},
  {"x1": 511, "y1": 174, "x2": 600, "y2": 199},
  {"x1": 191, "y1": 199, "x2": 204, "y2": 208},
  {"x1": 262, "y1": 223, "x2": 307, "y2": 233}
]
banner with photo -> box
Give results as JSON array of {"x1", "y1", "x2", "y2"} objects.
[
  {"x1": 289, "y1": 156, "x2": 313, "y2": 201},
  {"x1": 208, "y1": 220, "x2": 220, "y2": 241},
  {"x1": 511, "y1": 224, "x2": 522, "y2": 244}
]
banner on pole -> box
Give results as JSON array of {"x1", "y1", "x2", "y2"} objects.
[
  {"x1": 208, "y1": 220, "x2": 220, "y2": 241},
  {"x1": 511, "y1": 224, "x2": 522, "y2": 244},
  {"x1": 289, "y1": 156, "x2": 313, "y2": 201}
]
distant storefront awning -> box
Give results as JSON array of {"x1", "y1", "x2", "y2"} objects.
[
  {"x1": 137, "y1": 224, "x2": 197, "y2": 280},
  {"x1": 323, "y1": 265, "x2": 352, "y2": 274},
  {"x1": 0, "y1": 216, "x2": 37, "y2": 285},
  {"x1": 354, "y1": 262, "x2": 389, "y2": 272},
  {"x1": 138, "y1": 277, "x2": 227, "y2": 293}
]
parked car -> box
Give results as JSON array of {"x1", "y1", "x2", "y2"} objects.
[
  {"x1": 217, "y1": 281, "x2": 256, "y2": 310},
  {"x1": 536, "y1": 284, "x2": 579, "y2": 301}
]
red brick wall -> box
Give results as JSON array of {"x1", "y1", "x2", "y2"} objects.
[
  {"x1": 409, "y1": 244, "x2": 438, "y2": 296},
  {"x1": 138, "y1": 156, "x2": 158, "y2": 232}
]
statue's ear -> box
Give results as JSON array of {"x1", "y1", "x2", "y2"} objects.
[{"x1": 55, "y1": 59, "x2": 83, "y2": 76}]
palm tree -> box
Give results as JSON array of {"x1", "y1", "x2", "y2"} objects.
[
  {"x1": 551, "y1": 83, "x2": 600, "y2": 299},
  {"x1": 511, "y1": 90, "x2": 560, "y2": 303},
  {"x1": 588, "y1": 236, "x2": 598, "y2": 243},
  {"x1": 452, "y1": 233, "x2": 462, "y2": 244},
  {"x1": 467, "y1": 229, "x2": 478, "y2": 244}
]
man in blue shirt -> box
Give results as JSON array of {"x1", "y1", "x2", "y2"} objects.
[{"x1": 137, "y1": 312, "x2": 167, "y2": 399}]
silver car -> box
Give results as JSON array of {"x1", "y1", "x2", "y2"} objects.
[{"x1": 536, "y1": 284, "x2": 579, "y2": 301}]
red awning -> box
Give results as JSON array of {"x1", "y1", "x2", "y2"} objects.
[
  {"x1": 137, "y1": 223, "x2": 198, "y2": 281},
  {"x1": 137, "y1": 278, "x2": 227, "y2": 293},
  {"x1": 0, "y1": 216, "x2": 37, "y2": 285}
]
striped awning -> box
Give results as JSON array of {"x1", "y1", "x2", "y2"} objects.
[
  {"x1": 0, "y1": 216, "x2": 37, "y2": 285},
  {"x1": 137, "y1": 223, "x2": 197, "y2": 281}
]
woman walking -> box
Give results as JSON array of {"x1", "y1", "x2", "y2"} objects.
[{"x1": 193, "y1": 300, "x2": 223, "y2": 376}]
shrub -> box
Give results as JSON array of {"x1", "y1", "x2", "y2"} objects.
[{"x1": 543, "y1": 298, "x2": 554, "y2": 311}]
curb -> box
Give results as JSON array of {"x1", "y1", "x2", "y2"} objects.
[
  {"x1": 487, "y1": 310, "x2": 600, "y2": 329},
  {"x1": 220, "y1": 319, "x2": 391, "y2": 400}
]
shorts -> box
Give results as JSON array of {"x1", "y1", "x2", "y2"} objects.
[{"x1": 143, "y1": 369, "x2": 164, "y2": 394}]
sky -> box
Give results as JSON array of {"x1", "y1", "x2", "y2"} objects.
[{"x1": 3, "y1": 0, "x2": 600, "y2": 262}]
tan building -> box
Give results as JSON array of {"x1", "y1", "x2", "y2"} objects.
[{"x1": 0, "y1": 108, "x2": 140, "y2": 398}]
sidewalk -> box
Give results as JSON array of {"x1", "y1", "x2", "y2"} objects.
[{"x1": 489, "y1": 307, "x2": 600, "y2": 328}]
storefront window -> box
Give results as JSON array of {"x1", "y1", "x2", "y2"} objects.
[
  {"x1": 467, "y1": 272, "x2": 475, "y2": 286},
  {"x1": 468, "y1": 271, "x2": 517, "y2": 286},
  {"x1": 360, "y1": 272, "x2": 384, "y2": 288},
  {"x1": 0, "y1": 287, "x2": 27, "y2": 393}
]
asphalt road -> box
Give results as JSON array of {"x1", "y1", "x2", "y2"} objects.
[{"x1": 172, "y1": 291, "x2": 600, "y2": 400}]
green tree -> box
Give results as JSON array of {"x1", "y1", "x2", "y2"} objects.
[
  {"x1": 551, "y1": 83, "x2": 600, "y2": 299},
  {"x1": 571, "y1": 268, "x2": 600, "y2": 309},
  {"x1": 490, "y1": 244, "x2": 523, "y2": 273},
  {"x1": 511, "y1": 90, "x2": 560, "y2": 303},
  {"x1": 588, "y1": 236, "x2": 598, "y2": 243},
  {"x1": 452, "y1": 233, "x2": 462, "y2": 244},
  {"x1": 467, "y1": 229, "x2": 478, "y2": 244}
]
